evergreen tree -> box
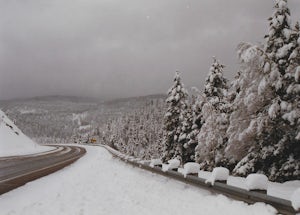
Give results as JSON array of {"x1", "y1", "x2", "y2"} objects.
[
  {"x1": 162, "y1": 71, "x2": 188, "y2": 162},
  {"x1": 264, "y1": 0, "x2": 299, "y2": 95},
  {"x1": 178, "y1": 102, "x2": 194, "y2": 163},
  {"x1": 265, "y1": 0, "x2": 297, "y2": 76},
  {"x1": 195, "y1": 58, "x2": 229, "y2": 170},
  {"x1": 262, "y1": 18, "x2": 300, "y2": 181},
  {"x1": 203, "y1": 57, "x2": 228, "y2": 106},
  {"x1": 185, "y1": 93, "x2": 205, "y2": 163},
  {"x1": 232, "y1": 0, "x2": 300, "y2": 182}
]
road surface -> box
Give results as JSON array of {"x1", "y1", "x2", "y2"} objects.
[{"x1": 0, "y1": 145, "x2": 86, "y2": 194}]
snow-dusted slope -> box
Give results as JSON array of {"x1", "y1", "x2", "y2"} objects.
[
  {"x1": 0, "y1": 110, "x2": 51, "y2": 156},
  {"x1": 0, "y1": 146, "x2": 277, "y2": 215}
]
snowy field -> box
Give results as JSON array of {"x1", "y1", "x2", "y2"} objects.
[{"x1": 0, "y1": 146, "x2": 277, "y2": 215}]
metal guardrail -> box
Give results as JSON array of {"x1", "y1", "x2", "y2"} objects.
[{"x1": 101, "y1": 144, "x2": 298, "y2": 215}]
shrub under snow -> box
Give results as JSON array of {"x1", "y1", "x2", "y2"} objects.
[
  {"x1": 291, "y1": 188, "x2": 300, "y2": 211},
  {"x1": 162, "y1": 158, "x2": 180, "y2": 172},
  {"x1": 181, "y1": 162, "x2": 200, "y2": 178},
  {"x1": 149, "y1": 159, "x2": 163, "y2": 168},
  {"x1": 245, "y1": 174, "x2": 268, "y2": 191},
  {"x1": 205, "y1": 167, "x2": 229, "y2": 186}
]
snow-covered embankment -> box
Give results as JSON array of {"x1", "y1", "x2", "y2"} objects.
[{"x1": 0, "y1": 110, "x2": 51, "y2": 156}]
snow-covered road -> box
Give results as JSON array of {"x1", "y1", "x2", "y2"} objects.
[{"x1": 0, "y1": 146, "x2": 277, "y2": 215}]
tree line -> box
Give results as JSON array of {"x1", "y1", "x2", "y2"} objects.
[{"x1": 162, "y1": 0, "x2": 299, "y2": 182}]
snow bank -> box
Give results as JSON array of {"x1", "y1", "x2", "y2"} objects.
[
  {"x1": 227, "y1": 176, "x2": 248, "y2": 190},
  {"x1": 267, "y1": 180, "x2": 300, "y2": 200},
  {"x1": 205, "y1": 167, "x2": 229, "y2": 186},
  {"x1": 0, "y1": 146, "x2": 278, "y2": 215},
  {"x1": 246, "y1": 174, "x2": 268, "y2": 191},
  {"x1": 149, "y1": 159, "x2": 162, "y2": 168},
  {"x1": 181, "y1": 162, "x2": 200, "y2": 178},
  {"x1": 291, "y1": 188, "x2": 300, "y2": 211},
  {"x1": 0, "y1": 110, "x2": 51, "y2": 156},
  {"x1": 162, "y1": 158, "x2": 180, "y2": 172}
]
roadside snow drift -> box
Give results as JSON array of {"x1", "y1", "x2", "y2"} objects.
[
  {"x1": 162, "y1": 158, "x2": 180, "y2": 172},
  {"x1": 246, "y1": 174, "x2": 268, "y2": 191},
  {"x1": 0, "y1": 110, "x2": 51, "y2": 156},
  {"x1": 206, "y1": 167, "x2": 230, "y2": 186},
  {"x1": 0, "y1": 146, "x2": 277, "y2": 215},
  {"x1": 181, "y1": 162, "x2": 200, "y2": 178}
]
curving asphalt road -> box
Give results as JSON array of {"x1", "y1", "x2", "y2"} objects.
[{"x1": 0, "y1": 145, "x2": 86, "y2": 195}]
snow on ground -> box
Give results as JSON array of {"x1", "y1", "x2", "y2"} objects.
[
  {"x1": 291, "y1": 188, "x2": 300, "y2": 211},
  {"x1": 0, "y1": 110, "x2": 52, "y2": 156},
  {"x1": 0, "y1": 146, "x2": 277, "y2": 215},
  {"x1": 268, "y1": 180, "x2": 300, "y2": 201}
]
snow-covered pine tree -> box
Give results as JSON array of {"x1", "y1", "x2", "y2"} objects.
[
  {"x1": 232, "y1": 0, "x2": 300, "y2": 182},
  {"x1": 178, "y1": 101, "x2": 194, "y2": 163},
  {"x1": 247, "y1": 13, "x2": 300, "y2": 181},
  {"x1": 262, "y1": 16, "x2": 300, "y2": 181},
  {"x1": 162, "y1": 71, "x2": 188, "y2": 163},
  {"x1": 265, "y1": 0, "x2": 296, "y2": 76},
  {"x1": 185, "y1": 92, "x2": 205, "y2": 163},
  {"x1": 195, "y1": 58, "x2": 229, "y2": 170},
  {"x1": 203, "y1": 57, "x2": 228, "y2": 108},
  {"x1": 264, "y1": 0, "x2": 300, "y2": 96}
]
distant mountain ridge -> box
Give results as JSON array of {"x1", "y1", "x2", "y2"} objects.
[
  {"x1": 0, "y1": 94, "x2": 166, "y2": 145},
  {"x1": 0, "y1": 94, "x2": 166, "y2": 104}
]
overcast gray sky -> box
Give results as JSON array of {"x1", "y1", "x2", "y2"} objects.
[{"x1": 1, "y1": 0, "x2": 299, "y2": 100}]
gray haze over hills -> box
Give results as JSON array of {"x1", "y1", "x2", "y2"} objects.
[{"x1": 1, "y1": 0, "x2": 300, "y2": 100}]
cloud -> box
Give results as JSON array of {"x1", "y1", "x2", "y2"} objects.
[{"x1": 0, "y1": 0, "x2": 299, "y2": 99}]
